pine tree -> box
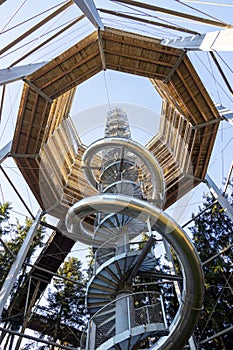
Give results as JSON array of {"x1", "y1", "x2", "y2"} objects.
[
  {"x1": 0, "y1": 202, "x2": 45, "y2": 307},
  {"x1": 0, "y1": 203, "x2": 88, "y2": 349},
  {"x1": 48, "y1": 257, "x2": 86, "y2": 330},
  {"x1": 27, "y1": 257, "x2": 87, "y2": 349},
  {"x1": 0, "y1": 202, "x2": 45, "y2": 348},
  {"x1": 190, "y1": 189, "x2": 233, "y2": 349}
]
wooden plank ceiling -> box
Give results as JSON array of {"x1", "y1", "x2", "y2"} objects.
[{"x1": 12, "y1": 26, "x2": 220, "y2": 214}]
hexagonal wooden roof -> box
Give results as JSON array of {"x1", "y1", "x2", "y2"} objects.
[{"x1": 11, "y1": 26, "x2": 220, "y2": 215}]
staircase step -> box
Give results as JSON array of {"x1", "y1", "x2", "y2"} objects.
[
  {"x1": 97, "y1": 274, "x2": 119, "y2": 288},
  {"x1": 89, "y1": 283, "x2": 116, "y2": 293},
  {"x1": 96, "y1": 324, "x2": 169, "y2": 350}
]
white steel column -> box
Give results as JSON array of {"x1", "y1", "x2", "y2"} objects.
[
  {"x1": 73, "y1": 0, "x2": 104, "y2": 29},
  {"x1": 0, "y1": 210, "x2": 43, "y2": 318},
  {"x1": 205, "y1": 174, "x2": 233, "y2": 222},
  {"x1": 0, "y1": 63, "x2": 46, "y2": 86},
  {"x1": 0, "y1": 141, "x2": 12, "y2": 164},
  {"x1": 115, "y1": 293, "x2": 131, "y2": 334}
]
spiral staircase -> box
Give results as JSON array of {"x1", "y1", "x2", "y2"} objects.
[{"x1": 65, "y1": 108, "x2": 204, "y2": 350}]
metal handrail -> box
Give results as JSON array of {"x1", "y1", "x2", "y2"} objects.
[{"x1": 81, "y1": 290, "x2": 165, "y2": 350}]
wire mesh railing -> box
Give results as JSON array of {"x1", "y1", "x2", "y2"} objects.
[{"x1": 84, "y1": 291, "x2": 168, "y2": 349}]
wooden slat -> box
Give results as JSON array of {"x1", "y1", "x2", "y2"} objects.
[
  {"x1": 102, "y1": 27, "x2": 181, "y2": 55},
  {"x1": 37, "y1": 47, "x2": 100, "y2": 91},
  {"x1": 50, "y1": 65, "x2": 102, "y2": 99},
  {"x1": 104, "y1": 48, "x2": 175, "y2": 68},
  {"x1": 29, "y1": 31, "x2": 99, "y2": 81},
  {"x1": 201, "y1": 123, "x2": 219, "y2": 178},
  {"x1": 182, "y1": 56, "x2": 220, "y2": 120}
]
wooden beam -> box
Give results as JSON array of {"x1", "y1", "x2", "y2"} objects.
[
  {"x1": 163, "y1": 51, "x2": 186, "y2": 83},
  {"x1": 192, "y1": 117, "x2": 223, "y2": 129},
  {"x1": 104, "y1": 48, "x2": 175, "y2": 67},
  {"x1": 105, "y1": 61, "x2": 168, "y2": 79},
  {"x1": 50, "y1": 65, "x2": 102, "y2": 99},
  {"x1": 98, "y1": 29, "x2": 106, "y2": 70},
  {"x1": 37, "y1": 50, "x2": 100, "y2": 90},
  {"x1": 181, "y1": 56, "x2": 220, "y2": 119},
  {"x1": 102, "y1": 29, "x2": 181, "y2": 56},
  {"x1": 23, "y1": 79, "x2": 53, "y2": 103},
  {"x1": 175, "y1": 69, "x2": 209, "y2": 122},
  {"x1": 30, "y1": 31, "x2": 98, "y2": 81},
  {"x1": 200, "y1": 123, "x2": 219, "y2": 178}
]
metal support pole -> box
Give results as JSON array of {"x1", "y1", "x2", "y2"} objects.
[
  {"x1": 198, "y1": 325, "x2": 233, "y2": 345},
  {"x1": 160, "y1": 294, "x2": 168, "y2": 329},
  {"x1": 0, "y1": 326, "x2": 77, "y2": 350},
  {"x1": 127, "y1": 235, "x2": 157, "y2": 281},
  {"x1": 0, "y1": 141, "x2": 12, "y2": 164},
  {"x1": 73, "y1": 0, "x2": 104, "y2": 29},
  {"x1": 214, "y1": 103, "x2": 233, "y2": 125},
  {"x1": 205, "y1": 174, "x2": 233, "y2": 223},
  {"x1": 14, "y1": 280, "x2": 41, "y2": 350},
  {"x1": 0, "y1": 63, "x2": 45, "y2": 86},
  {"x1": 0, "y1": 209, "x2": 43, "y2": 318}
]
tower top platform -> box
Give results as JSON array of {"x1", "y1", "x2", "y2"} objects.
[{"x1": 11, "y1": 27, "x2": 220, "y2": 215}]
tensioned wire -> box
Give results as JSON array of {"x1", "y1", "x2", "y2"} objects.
[
  {"x1": 192, "y1": 51, "x2": 233, "y2": 105},
  {"x1": 110, "y1": 0, "x2": 230, "y2": 27},
  {"x1": 0, "y1": 15, "x2": 88, "y2": 61},
  {"x1": 173, "y1": 0, "x2": 230, "y2": 23},
  {"x1": 101, "y1": 16, "x2": 182, "y2": 38},
  {"x1": 0, "y1": 0, "x2": 69, "y2": 34},
  {"x1": 179, "y1": 0, "x2": 233, "y2": 7},
  {"x1": 109, "y1": 0, "x2": 202, "y2": 34}
]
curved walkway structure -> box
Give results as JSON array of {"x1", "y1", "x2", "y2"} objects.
[{"x1": 65, "y1": 108, "x2": 204, "y2": 349}]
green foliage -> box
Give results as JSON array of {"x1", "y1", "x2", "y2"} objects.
[
  {"x1": 1, "y1": 203, "x2": 87, "y2": 349},
  {"x1": 48, "y1": 257, "x2": 86, "y2": 326},
  {"x1": 189, "y1": 190, "x2": 233, "y2": 349},
  {"x1": 0, "y1": 201, "x2": 46, "y2": 340},
  {"x1": 30, "y1": 257, "x2": 87, "y2": 348},
  {"x1": 0, "y1": 201, "x2": 11, "y2": 224}
]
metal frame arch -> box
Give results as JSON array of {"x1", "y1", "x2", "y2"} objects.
[{"x1": 81, "y1": 137, "x2": 166, "y2": 207}]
